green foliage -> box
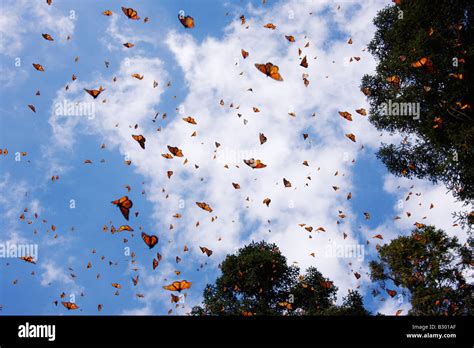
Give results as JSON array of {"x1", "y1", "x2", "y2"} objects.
[
  {"x1": 369, "y1": 225, "x2": 473, "y2": 315},
  {"x1": 191, "y1": 241, "x2": 369, "y2": 316},
  {"x1": 361, "y1": 0, "x2": 474, "y2": 226}
]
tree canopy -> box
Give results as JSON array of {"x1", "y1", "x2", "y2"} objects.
[
  {"x1": 369, "y1": 225, "x2": 473, "y2": 315},
  {"x1": 361, "y1": 0, "x2": 474, "y2": 227},
  {"x1": 191, "y1": 241, "x2": 369, "y2": 316}
]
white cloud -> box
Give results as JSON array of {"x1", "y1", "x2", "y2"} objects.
[
  {"x1": 0, "y1": 0, "x2": 75, "y2": 57},
  {"x1": 43, "y1": 0, "x2": 470, "y2": 315}
]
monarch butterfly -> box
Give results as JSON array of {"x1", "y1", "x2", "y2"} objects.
[
  {"x1": 132, "y1": 134, "x2": 146, "y2": 149},
  {"x1": 163, "y1": 280, "x2": 192, "y2": 292},
  {"x1": 283, "y1": 178, "x2": 292, "y2": 187},
  {"x1": 111, "y1": 283, "x2": 121, "y2": 289},
  {"x1": 285, "y1": 35, "x2": 295, "y2": 42},
  {"x1": 196, "y1": 202, "x2": 213, "y2": 212},
  {"x1": 386, "y1": 75, "x2": 400, "y2": 87},
  {"x1": 199, "y1": 246, "x2": 213, "y2": 257},
  {"x1": 178, "y1": 15, "x2": 195, "y2": 28},
  {"x1": 355, "y1": 108, "x2": 367, "y2": 116},
  {"x1": 103, "y1": 10, "x2": 112, "y2": 16},
  {"x1": 132, "y1": 275, "x2": 139, "y2": 286},
  {"x1": 123, "y1": 42, "x2": 134, "y2": 48},
  {"x1": 411, "y1": 57, "x2": 433, "y2": 69},
  {"x1": 32, "y1": 63, "x2": 44, "y2": 71},
  {"x1": 255, "y1": 62, "x2": 283, "y2": 81},
  {"x1": 141, "y1": 232, "x2": 158, "y2": 249},
  {"x1": 28, "y1": 105, "x2": 36, "y2": 113},
  {"x1": 121, "y1": 7, "x2": 140, "y2": 20},
  {"x1": 414, "y1": 222, "x2": 425, "y2": 229},
  {"x1": 62, "y1": 301, "x2": 79, "y2": 310},
  {"x1": 300, "y1": 56, "x2": 308, "y2": 68},
  {"x1": 42, "y1": 33, "x2": 54, "y2": 41},
  {"x1": 131, "y1": 73, "x2": 144, "y2": 80},
  {"x1": 170, "y1": 294, "x2": 180, "y2": 303},
  {"x1": 320, "y1": 281, "x2": 333, "y2": 289},
  {"x1": 241, "y1": 49, "x2": 249, "y2": 59},
  {"x1": 264, "y1": 23, "x2": 276, "y2": 30},
  {"x1": 386, "y1": 289, "x2": 397, "y2": 297},
  {"x1": 373, "y1": 234, "x2": 383, "y2": 239},
  {"x1": 345, "y1": 133, "x2": 356, "y2": 142},
  {"x1": 263, "y1": 198, "x2": 271, "y2": 206},
  {"x1": 84, "y1": 86, "x2": 105, "y2": 99},
  {"x1": 232, "y1": 182, "x2": 240, "y2": 189},
  {"x1": 182, "y1": 117, "x2": 196, "y2": 124},
  {"x1": 354, "y1": 272, "x2": 361, "y2": 279},
  {"x1": 278, "y1": 302, "x2": 292, "y2": 310},
  {"x1": 20, "y1": 256, "x2": 36, "y2": 264},
  {"x1": 259, "y1": 133, "x2": 267, "y2": 144},
  {"x1": 339, "y1": 111, "x2": 352, "y2": 121},
  {"x1": 167, "y1": 145, "x2": 183, "y2": 157},
  {"x1": 118, "y1": 225, "x2": 133, "y2": 232},
  {"x1": 244, "y1": 158, "x2": 267, "y2": 169},
  {"x1": 111, "y1": 196, "x2": 133, "y2": 220}
]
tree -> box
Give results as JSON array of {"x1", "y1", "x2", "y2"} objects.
[
  {"x1": 369, "y1": 225, "x2": 473, "y2": 315},
  {"x1": 360, "y1": 0, "x2": 474, "y2": 228},
  {"x1": 191, "y1": 241, "x2": 369, "y2": 316}
]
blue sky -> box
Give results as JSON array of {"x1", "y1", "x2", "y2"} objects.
[{"x1": 0, "y1": 0, "x2": 467, "y2": 316}]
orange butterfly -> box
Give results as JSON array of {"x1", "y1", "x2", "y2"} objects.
[
  {"x1": 300, "y1": 56, "x2": 308, "y2": 68},
  {"x1": 346, "y1": 133, "x2": 356, "y2": 142},
  {"x1": 122, "y1": 7, "x2": 140, "y2": 20},
  {"x1": 163, "y1": 280, "x2": 192, "y2": 292},
  {"x1": 339, "y1": 111, "x2": 353, "y2": 121},
  {"x1": 42, "y1": 33, "x2": 54, "y2": 41},
  {"x1": 132, "y1": 134, "x2": 146, "y2": 149},
  {"x1": 255, "y1": 62, "x2": 283, "y2": 81},
  {"x1": 132, "y1": 275, "x2": 139, "y2": 286},
  {"x1": 20, "y1": 256, "x2": 36, "y2": 264},
  {"x1": 386, "y1": 75, "x2": 400, "y2": 87},
  {"x1": 241, "y1": 49, "x2": 249, "y2": 59},
  {"x1": 84, "y1": 86, "x2": 105, "y2": 99},
  {"x1": 118, "y1": 225, "x2": 133, "y2": 232},
  {"x1": 411, "y1": 57, "x2": 433, "y2": 69},
  {"x1": 200, "y1": 246, "x2": 213, "y2": 257},
  {"x1": 141, "y1": 232, "x2": 158, "y2": 249},
  {"x1": 355, "y1": 108, "x2": 367, "y2": 116},
  {"x1": 386, "y1": 289, "x2": 397, "y2": 297},
  {"x1": 123, "y1": 42, "x2": 134, "y2": 48},
  {"x1": 111, "y1": 283, "x2": 122, "y2": 289},
  {"x1": 103, "y1": 10, "x2": 112, "y2": 16},
  {"x1": 182, "y1": 117, "x2": 197, "y2": 124},
  {"x1": 62, "y1": 301, "x2": 79, "y2": 310},
  {"x1": 170, "y1": 294, "x2": 180, "y2": 303},
  {"x1": 196, "y1": 202, "x2": 213, "y2": 213},
  {"x1": 132, "y1": 73, "x2": 144, "y2": 80},
  {"x1": 167, "y1": 145, "x2": 183, "y2": 157},
  {"x1": 32, "y1": 63, "x2": 44, "y2": 71},
  {"x1": 111, "y1": 196, "x2": 133, "y2": 220},
  {"x1": 179, "y1": 14, "x2": 195, "y2": 28},
  {"x1": 285, "y1": 35, "x2": 295, "y2": 42},
  {"x1": 244, "y1": 158, "x2": 267, "y2": 169}
]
